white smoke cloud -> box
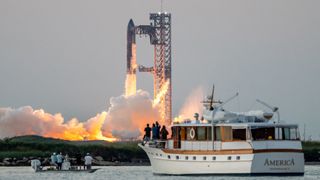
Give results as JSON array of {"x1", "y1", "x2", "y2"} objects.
[
  {"x1": 0, "y1": 90, "x2": 161, "y2": 140},
  {"x1": 0, "y1": 106, "x2": 87, "y2": 140},
  {"x1": 102, "y1": 90, "x2": 160, "y2": 139},
  {"x1": 178, "y1": 86, "x2": 205, "y2": 119}
]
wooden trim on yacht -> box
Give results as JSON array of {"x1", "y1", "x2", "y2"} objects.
[
  {"x1": 253, "y1": 149, "x2": 303, "y2": 153},
  {"x1": 162, "y1": 149, "x2": 303, "y2": 155},
  {"x1": 162, "y1": 149, "x2": 253, "y2": 155}
]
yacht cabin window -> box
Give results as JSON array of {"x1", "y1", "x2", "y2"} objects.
[
  {"x1": 232, "y1": 129, "x2": 247, "y2": 141},
  {"x1": 182, "y1": 127, "x2": 212, "y2": 141},
  {"x1": 283, "y1": 127, "x2": 300, "y2": 140},
  {"x1": 251, "y1": 126, "x2": 300, "y2": 141},
  {"x1": 197, "y1": 127, "x2": 206, "y2": 140},
  {"x1": 214, "y1": 127, "x2": 221, "y2": 141},
  {"x1": 251, "y1": 127, "x2": 275, "y2": 140}
]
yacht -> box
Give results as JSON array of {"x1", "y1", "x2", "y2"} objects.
[{"x1": 139, "y1": 86, "x2": 304, "y2": 175}]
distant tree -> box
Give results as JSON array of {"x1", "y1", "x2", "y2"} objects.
[{"x1": 4, "y1": 137, "x2": 10, "y2": 144}]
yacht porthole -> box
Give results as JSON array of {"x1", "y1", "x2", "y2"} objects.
[
  {"x1": 203, "y1": 156, "x2": 207, "y2": 160},
  {"x1": 228, "y1": 156, "x2": 232, "y2": 160},
  {"x1": 212, "y1": 156, "x2": 216, "y2": 160},
  {"x1": 185, "y1": 156, "x2": 189, "y2": 160},
  {"x1": 236, "y1": 156, "x2": 240, "y2": 160},
  {"x1": 176, "y1": 156, "x2": 179, "y2": 160},
  {"x1": 168, "y1": 155, "x2": 171, "y2": 159},
  {"x1": 193, "y1": 156, "x2": 196, "y2": 160}
]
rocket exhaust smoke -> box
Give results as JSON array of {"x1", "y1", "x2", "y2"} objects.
[
  {"x1": 174, "y1": 86, "x2": 205, "y2": 123},
  {"x1": 0, "y1": 89, "x2": 162, "y2": 141}
]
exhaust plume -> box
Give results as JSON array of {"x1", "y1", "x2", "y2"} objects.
[
  {"x1": 0, "y1": 89, "x2": 162, "y2": 141},
  {"x1": 174, "y1": 86, "x2": 205, "y2": 123},
  {"x1": 102, "y1": 90, "x2": 161, "y2": 140}
]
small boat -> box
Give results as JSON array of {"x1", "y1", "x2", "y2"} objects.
[
  {"x1": 139, "y1": 85, "x2": 304, "y2": 175},
  {"x1": 31, "y1": 160, "x2": 99, "y2": 173},
  {"x1": 36, "y1": 168, "x2": 100, "y2": 173}
]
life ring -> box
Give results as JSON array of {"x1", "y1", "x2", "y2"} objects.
[{"x1": 190, "y1": 128, "x2": 195, "y2": 139}]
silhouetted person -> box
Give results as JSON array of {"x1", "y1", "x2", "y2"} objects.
[
  {"x1": 156, "y1": 121, "x2": 161, "y2": 139},
  {"x1": 76, "y1": 153, "x2": 82, "y2": 169},
  {"x1": 161, "y1": 125, "x2": 169, "y2": 140},
  {"x1": 152, "y1": 123, "x2": 157, "y2": 140},
  {"x1": 144, "y1": 124, "x2": 151, "y2": 141}
]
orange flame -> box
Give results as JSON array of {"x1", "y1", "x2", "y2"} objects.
[{"x1": 153, "y1": 80, "x2": 170, "y2": 107}]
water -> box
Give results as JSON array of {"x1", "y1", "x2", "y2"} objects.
[{"x1": 0, "y1": 166, "x2": 319, "y2": 180}]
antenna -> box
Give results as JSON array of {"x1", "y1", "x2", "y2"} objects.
[
  {"x1": 209, "y1": 84, "x2": 215, "y2": 110},
  {"x1": 161, "y1": 0, "x2": 164, "y2": 12},
  {"x1": 303, "y1": 123, "x2": 306, "y2": 142},
  {"x1": 218, "y1": 92, "x2": 239, "y2": 108}
]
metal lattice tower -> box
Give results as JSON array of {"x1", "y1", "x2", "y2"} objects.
[
  {"x1": 150, "y1": 13, "x2": 172, "y2": 125},
  {"x1": 126, "y1": 13, "x2": 172, "y2": 125}
]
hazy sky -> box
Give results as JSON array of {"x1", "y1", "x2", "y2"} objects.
[{"x1": 0, "y1": 1, "x2": 319, "y2": 139}]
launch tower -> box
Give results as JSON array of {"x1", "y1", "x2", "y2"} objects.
[{"x1": 126, "y1": 12, "x2": 172, "y2": 125}]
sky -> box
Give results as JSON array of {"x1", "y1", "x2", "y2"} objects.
[{"x1": 0, "y1": 0, "x2": 319, "y2": 140}]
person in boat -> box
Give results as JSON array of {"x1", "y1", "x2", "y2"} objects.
[
  {"x1": 152, "y1": 123, "x2": 157, "y2": 140},
  {"x1": 160, "y1": 125, "x2": 169, "y2": 140},
  {"x1": 50, "y1": 152, "x2": 58, "y2": 168},
  {"x1": 76, "y1": 153, "x2": 82, "y2": 169},
  {"x1": 84, "y1": 153, "x2": 93, "y2": 170},
  {"x1": 194, "y1": 113, "x2": 200, "y2": 123},
  {"x1": 62, "y1": 153, "x2": 71, "y2": 170},
  {"x1": 56, "y1": 152, "x2": 64, "y2": 170},
  {"x1": 31, "y1": 159, "x2": 41, "y2": 172},
  {"x1": 156, "y1": 121, "x2": 161, "y2": 139},
  {"x1": 64, "y1": 154, "x2": 69, "y2": 162},
  {"x1": 144, "y1": 123, "x2": 151, "y2": 141}
]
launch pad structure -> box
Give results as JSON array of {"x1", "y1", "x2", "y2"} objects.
[{"x1": 126, "y1": 12, "x2": 172, "y2": 125}]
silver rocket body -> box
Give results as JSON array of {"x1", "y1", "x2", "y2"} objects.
[{"x1": 127, "y1": 19, "x2": 136, "y2": 75}]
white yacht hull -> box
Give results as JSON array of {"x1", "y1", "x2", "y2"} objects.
[{"x1": 139, "y1": 144, "x2": 304, "y2": 175}]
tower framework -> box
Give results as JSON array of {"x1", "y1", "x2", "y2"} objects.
[
  {"x1": 126, "y1": 12, "x2": 172, "y2": 125},
  {"x1": 150, "y1": 13, "x2": 172, "y2": 125}
]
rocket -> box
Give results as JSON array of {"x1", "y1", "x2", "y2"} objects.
[{"x1": 127, "y1": 19, "x2": 136, "y2": 74}]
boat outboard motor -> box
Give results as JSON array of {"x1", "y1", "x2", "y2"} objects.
[{"x1": 31, "y1": 159, "x2": 41, "y2": 172}]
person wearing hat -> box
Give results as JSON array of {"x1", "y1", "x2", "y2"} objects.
[{"x1": 84, "y1": 153, "x2": 93, "y2": 170}]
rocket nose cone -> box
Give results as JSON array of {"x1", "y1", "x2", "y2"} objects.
[{"x1": 128, "y1": 19, "x2": 135, "y2": 27}]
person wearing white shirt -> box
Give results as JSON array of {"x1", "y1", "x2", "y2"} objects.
[{"x1": 84, "y1": 153, "x2": 93, "y2": 170}]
